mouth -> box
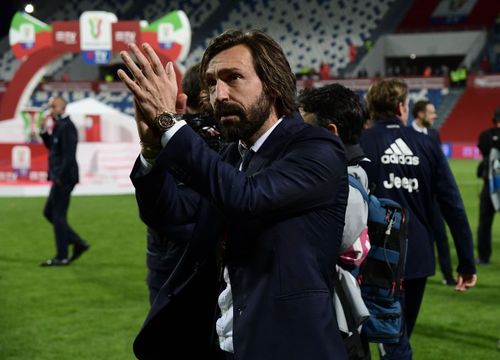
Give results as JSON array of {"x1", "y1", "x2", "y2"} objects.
[{"x1": 220, "y1": 115, "x2": 239, "y2": 123}]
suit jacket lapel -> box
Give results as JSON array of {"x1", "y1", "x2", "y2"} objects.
[{"x1": 246, "y1": 112, "x2": 306, "y2": 175}]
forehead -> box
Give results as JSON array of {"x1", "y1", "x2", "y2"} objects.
[
  {"x1": 425, "y1": 103, "x2": 436, "y2": 111},
  {"x1": 49, "y1": 98, "x2": 62, "y2": 106},
  {"x1": 206, "y1": 44, "x2": 255, "y2": 75}
]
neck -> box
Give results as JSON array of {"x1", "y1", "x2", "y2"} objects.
[{"x1": 414, "y1": 119, "x2": 425, "y2": 128}]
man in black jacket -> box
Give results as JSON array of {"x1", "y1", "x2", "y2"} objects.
[
  {"x1": 40, "y1": 96, "x2": 89, "y2": 266},
  {"x1": 360, "y1": 79, "x2": 477, "y2": 359},
  {"x1": 476, "y1": 107, "x2": 500, "y2": 265},
  {"x1": 411, "y1": 100, "x2": 455, "y2": 285}
]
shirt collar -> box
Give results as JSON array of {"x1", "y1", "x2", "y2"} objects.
[
  {"x1": 411, "y1": 121, "x2": 427, "y2": 134},
  {"x1": 238, "y1": 117, "x2": 283, "y2": 157}
]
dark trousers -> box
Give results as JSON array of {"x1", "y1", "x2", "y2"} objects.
[
  {"x1": 477, "y1": 182, "x2": 495, "y2": 262},
  {"x1": 43, "y1": 183, "x2": 83, "y2": 259},
  {"x1": 380, "y1": 277, "x2": 428, "y2": 360}
]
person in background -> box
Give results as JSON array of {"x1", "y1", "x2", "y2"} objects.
[
  {"x1": 145, "y1": 63, "x2": 221, "y2": 305},
  {"x1": 39, "y1": 96, "x2": 89, "y2": 266},
  {"x1": 411, "y1": 100, "x2": 455, "y2": 285},
  {"x1": 476, "y1": 107, "x2": 500, "y2": 265},
  {"x1": 298, "y1": 84, "x2": 370, "y2": 269},
  {"x1": 360, "y1": 79, "x2": 477, "y2": 359}
]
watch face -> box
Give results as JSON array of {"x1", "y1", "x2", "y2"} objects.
[{"x1": 156, "y1": 113, "x2": 176, "y2": 131}]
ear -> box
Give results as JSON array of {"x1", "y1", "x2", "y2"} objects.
[
  {"x1": 326, "y1": 123, "x2": 338, "y2": 136},
  {"x1": 396, "y1": 102, "x2": 404, "y2": 117}
]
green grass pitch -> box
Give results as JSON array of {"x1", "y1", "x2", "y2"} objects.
[{"x1": 0, "y1": 160, "x2": 498, "y2": 359}]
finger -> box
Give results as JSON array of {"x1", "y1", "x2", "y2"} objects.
[
  {"x1": 142, "y1": 43, "x2": 164, "y2": 76},
  {"x1": 165, "y1": 61, "x2": 177, "y2": 84},
  {"x1": 128, "y1": 43, "x2": 155, "y2": 79},
  {"x1": 120, "y1": 50, "x2": 146, "y2": 84},
  {"x1": 176, "y1": 93, "x2": 188, "y2": 115},
  {"x1": 117, "y1": 69, "x2": 143, "y2": 96},
  {"x1": 465, "y1": 275, "x2": 477, "y2": 288},
  {"x1": 454, "y1": 276, "x2": 464, "y2": 291}
]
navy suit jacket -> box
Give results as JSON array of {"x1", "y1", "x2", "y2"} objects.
[
  {"x1": 40, "y1": 115, "x2": 79, "y2": 185},
  {"x1": 131, "y1": 112, "x2": 348, "y2": 360}
]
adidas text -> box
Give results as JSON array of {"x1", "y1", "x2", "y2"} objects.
[
  {"x1": 383, "y1": 173, "x2": 419, "y2": 192},
  {"x1": 381, "y1": 153, "x2": 420, "y2": 166},
  {"x1": 382, "y1": 138, "x2": 420, "y2": 166}
]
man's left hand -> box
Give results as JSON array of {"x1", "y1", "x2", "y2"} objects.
[{"x1": 117, "y1": 42, "x2": 178, "y2": 126}]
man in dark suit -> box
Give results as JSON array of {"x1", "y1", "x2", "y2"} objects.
[
  {"x1": 40, "y1": 96, "x2": 89, "y2": 266},
  {"x1": 411, "y1": 100, "x2": 455, "y2": 285},
  {"x1": 118, "y1": 30, "x2": 348, "y2": 359},
  {"x1": 476, "y1": 107, "x2": 500, "y2": 264}
]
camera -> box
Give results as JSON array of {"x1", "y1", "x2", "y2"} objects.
[{"x1": 183, "y1": 113, "x2": 226, "y2": 153}]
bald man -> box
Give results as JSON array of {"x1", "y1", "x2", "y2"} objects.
[{"x1": 40, "y1": 96, "x2": 89, "y2": 266}]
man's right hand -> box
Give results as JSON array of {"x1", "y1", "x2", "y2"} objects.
[{"x1": 455, "y1": 273, "x2": 477, "y2": 292}]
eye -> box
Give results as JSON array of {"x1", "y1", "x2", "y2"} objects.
[
  {"x1": 229, "y1": 73, "x2": 242, "y2": 82},
  {"x1": 206, "y1": 79, "x2": 216, "y2": 92}
]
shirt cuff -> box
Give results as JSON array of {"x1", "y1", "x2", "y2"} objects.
[
  {"x1": 139, "y1": 154, "x2": 155, "y2": 175},
  {"x1": 161, "y1": 120, "x2": 187, "y2": 147}
]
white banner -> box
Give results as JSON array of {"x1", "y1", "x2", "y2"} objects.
[{"x1": 80, "y1": 11, "x2": 117, "y2": 64}]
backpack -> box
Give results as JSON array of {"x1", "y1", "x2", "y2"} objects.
[
  {"x1": 488, "y1": 147, "x2": 500, "y2": 211},
  {"x1": 348, "y1": 175, "x2": 409, "y2": 344}
]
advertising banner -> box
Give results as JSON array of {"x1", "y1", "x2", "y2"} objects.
[
  {"x1": 9, "y1": 12, "x2": 52, "y2": 59},
  {"x1": 140, "y1": 10, "x2": 191, "y2": 62},
  {"x1": 79, "y1": 11, "x2": 118, "y2": 64},
  {"x1": 52, "y1": 21, "x2": 80, "y2": 52}
]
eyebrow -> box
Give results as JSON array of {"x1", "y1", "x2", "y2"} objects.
[{"x1": 206, "y1": 67, "x2": 242, "y2": 79}]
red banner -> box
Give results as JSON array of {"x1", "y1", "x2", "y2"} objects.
[
  {"x1": 0, "y1": 144, "x2": 48, "y2": 184},
  {"x1": 52, "y1": 21, "x2": 80, "y2": 52},
  {"x1": 112, "y1": 21, "x2": 140, "y2": 51}
]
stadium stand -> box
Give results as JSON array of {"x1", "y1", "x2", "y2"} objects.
[
  {"x1": 440, "y1": 79, "x2": 500, "y2": 143},
  {"x1": 183, "y1": 0, "x2": 396, "y2": 73}
]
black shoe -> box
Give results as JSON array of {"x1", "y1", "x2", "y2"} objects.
[
  {"x1": 70, "y1": 242, "x2": 90, "y2": 262},
  {"x1": 40, "y1": 258, "x2": 70, "y2": 267}
]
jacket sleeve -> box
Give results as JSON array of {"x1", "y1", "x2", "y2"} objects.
[
  {"x1": 130, "y1": 156, "x2": 202, "y2": 233},
  {"x1": 155, "y1": 125, "x2": 346, "y2": 219},
  {"x1": 432, "y1": 141, "x2": 476, "y2": 275},
  {"x1": 56, "y1": 121, "x2": 78, "y2": 181},
  {"x1": 40, "y1": 130, "x2": 52, "y2": 149}
]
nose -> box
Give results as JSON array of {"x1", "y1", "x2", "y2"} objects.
[{"x1": 214, "y1": 80, "x2": 230, "y2": 103}]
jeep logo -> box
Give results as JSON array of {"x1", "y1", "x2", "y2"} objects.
[{"x1": 383, "y1": 173, "x2": 419, "y2": 193}]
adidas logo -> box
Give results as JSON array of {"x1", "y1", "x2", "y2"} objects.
[{"x1": 381, "y1": 138, "x2": 420, "y2": 166}]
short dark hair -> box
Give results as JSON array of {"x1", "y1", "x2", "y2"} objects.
[
  {"x1": 200, "y1": 29, "x2": 297, "y2": 118},
  {"x1": 412, "y1": 100, "x2": 431, "y2": 119},
  {"x1": 298, "y1": 84, "x2": 366, "y2": 145},
  {"x1": 366, "y1": 79, "x2": 408, "y2": 121},
  {"x1": 182, "y1": 63, "x2": 202, "y2": 111}
]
